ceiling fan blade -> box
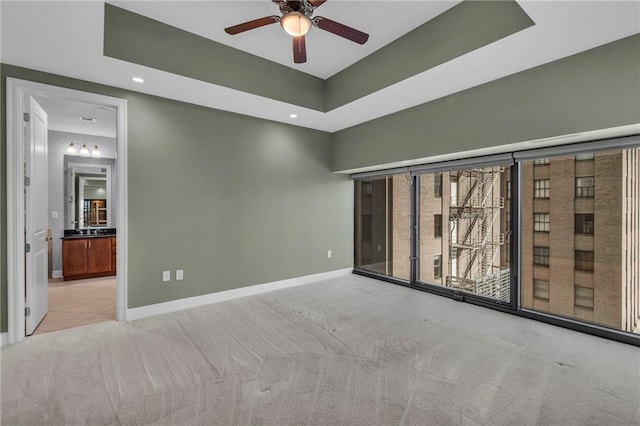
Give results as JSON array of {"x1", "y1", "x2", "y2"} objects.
[
  {"x1": 293, "y1": 35, "x2": 307, "y2": 63},
  {"x1": 313, "y1": 17, "x2": 369, "y2": 44},
  {"x1": 224, "y1": 16, "x2": 279, "y2": 35},
  {"x1": 307, "y1": 0, "x2": 327, "y2": 7}
]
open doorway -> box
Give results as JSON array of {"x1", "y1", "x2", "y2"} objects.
[
  {"x1": 32, "y1": 95, "x2": 118, "y2": 335},
  {"x1": 6, "y1": 78, "x2": 128, "y2": 345}
]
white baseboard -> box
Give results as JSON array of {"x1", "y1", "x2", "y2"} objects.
[
  {"x1": 52, "y1": 270, "x2": 63, "y2": 279},
  {"x1": 126, "y1": 268, "x2": 352, "y2": 321},
  {"x1": 1, "y1": 332, "x2": 8, "y2": 348}
]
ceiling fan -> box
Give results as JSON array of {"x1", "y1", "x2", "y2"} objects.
[{"x1": 224, "y1": 0, "x2": 369, "y2": 64}]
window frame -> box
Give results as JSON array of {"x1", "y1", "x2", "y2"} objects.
[
  {"x1": 434, "y1": 173, "x2": 443, "y2": 198},
  {"x1": 575, "y1": 250, "x2": 595, "y2": 273},
  {"x1": 575, "y1": 176, "x2": 595, "y2": 198},
  {"x1": 434, "y1": 214, "x2": 442, "y2": 238},
  {"x1": 533, "y1": 279, "x2": 550, "y2": 301},
  {"x1": 434, "y1": 255, "x2": 442, "y2": 279},
  {"x1": 534, "y1": 179, "x2": 550, "y2": 199},
  {"x1": 575, "y1": 214, "x2": 594, "y2": 235},
  {"x1": 575, "y1": 286, "x2": 594, "y2": 309},
  {"x1": 533, "y1": 213, "x2": 550, "y2": 232},
  {"x1": 533, "y1": 246, "x2": 550, "y2": 267},
  {"x1": 534, "y1": 158, "x2": 550, "y2": 165}
]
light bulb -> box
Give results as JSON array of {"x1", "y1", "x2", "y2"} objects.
[
  {"x1": 280, "y1": 12, "x2": 311, "y2": 37},
  {"x1": 91, "y1": 145, "x2": 101, "y2": 157},
  {"x1": 67, "y1": 143, "x2": 77, "y2": 154},
  {"x1": 79, "y1": 144, "x2": 90, "y2": 156}
]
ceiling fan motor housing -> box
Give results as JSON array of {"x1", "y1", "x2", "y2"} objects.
[{"x1": 275, "y1": 0, "x2": 315, "y2": 18}]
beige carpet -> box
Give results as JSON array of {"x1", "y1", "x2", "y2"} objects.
[
  {"x1": 33, "y1": 277, "x2": 116, "y2": 334},
  {"x1": 2, "y1": 274, "x2": 639, "y2": 425}
]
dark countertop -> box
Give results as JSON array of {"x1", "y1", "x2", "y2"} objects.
[
  {"x1": 62, "y1": 228, "x2": 117, "y2": 240},
  {"x1": 61, "y1": 234, "x2": 116, "y2": 240}
]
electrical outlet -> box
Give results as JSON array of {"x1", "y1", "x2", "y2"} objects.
[
  {"x1": 176, "y1": 269, "x2": 184, "y2": 280},
  {"x1": 327, "y1": 250, "x2": 332, "y2": 258},
  {"x1": 162, "y1": 270, "x2": 171, "y2": 282},
  {"x1": 51, "y1": 211, "x2": 58, "y2": 219}
]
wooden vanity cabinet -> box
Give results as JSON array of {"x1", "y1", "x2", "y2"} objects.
[
  {"x1": 62, "y1": 237, "x2": 116, "y2": 280},
  {"x1": 62, "y1": 239, "x2": 89, "y2": 277}
]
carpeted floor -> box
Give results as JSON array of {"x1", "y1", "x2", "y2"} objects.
[{"x1": 2, "y1": 274, "x2": 639, "y2": 425}]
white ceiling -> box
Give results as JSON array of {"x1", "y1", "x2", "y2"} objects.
[
  {"x1": 1, "y1": 1, "x2": 639, "y2": 133},
  {"x1": 34, "y1": 95, "x2": 117, "y2": 138}
]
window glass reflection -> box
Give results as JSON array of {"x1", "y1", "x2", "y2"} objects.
[
  {"x1": 354, "y1": 175, "x2": 410, "y2": 281},
  {"x1": 521, "y1": 149, "x2": 640, "y2": 335}
]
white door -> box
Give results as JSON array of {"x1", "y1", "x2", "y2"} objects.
[{"x1": 25, "y1": 96, "x2": 49, "y2": 335}]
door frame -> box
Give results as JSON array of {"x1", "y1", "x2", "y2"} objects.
[{"x1": 6, "y1": 78, "x2": 128, "y2": 345}]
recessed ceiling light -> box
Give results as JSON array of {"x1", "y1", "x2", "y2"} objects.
[
  {"x1": 79, "y1": 116, "x2": 96, "y2": 122},
  {"x1": 290, "y1": 114, "x2": 298, "y2": 119},
  {"x1": 131, "y1": 76, "x2": 144, "y2": 83}
]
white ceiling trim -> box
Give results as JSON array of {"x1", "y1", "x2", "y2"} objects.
[{"x1": 1, "y1": 1, "x2": 638, "y2": 133}]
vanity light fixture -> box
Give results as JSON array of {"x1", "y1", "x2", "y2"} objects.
[{"x1": 69, "y1": 142, "x2": 101, "y2": 157}]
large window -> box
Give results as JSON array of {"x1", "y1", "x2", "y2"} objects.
[
  {"x1": 354, "y1": 144, "x2": 640, "y2": 343},
  {"x1": 355, "y1": 176, "x2": 410, "y2": 281},
  {"x1": 520, "y1": 149, "x2": 640, "y2": 338}
]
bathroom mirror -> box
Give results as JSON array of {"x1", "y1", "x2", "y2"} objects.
[{"x1": 65, "y1": 161, "x2": 112, "y2": 229}]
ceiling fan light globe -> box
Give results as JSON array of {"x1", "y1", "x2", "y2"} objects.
[{"x1": 280, "y1": 12, "x2": 311, "y2": 37}]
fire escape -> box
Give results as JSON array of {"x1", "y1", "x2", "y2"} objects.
[{"x1": 446, "y1": 167, "x2": 509, "y2": 301}]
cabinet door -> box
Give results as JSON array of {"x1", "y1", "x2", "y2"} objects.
[
  {"x1": 111, "y1": 237, "x2": 117, "y2": 274},
  {"x1": 63, "y1": 239, "x2": 88, "y2": 277},
  {"x1": 87, "y1": 238, "x2": 112, "y2": 273}
]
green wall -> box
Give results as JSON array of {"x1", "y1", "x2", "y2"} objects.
[
  {"x1": 332, "y1": 34, "x2": 640, "y2": 172},
  {"x1": 0, "y1": 65, "x2": 353, "y2": 331}
]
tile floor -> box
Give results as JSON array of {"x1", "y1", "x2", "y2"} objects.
[{"x1": 33, "y1": 277, "x2": 116, "y2": 335}]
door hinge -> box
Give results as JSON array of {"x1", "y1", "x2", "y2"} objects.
[
  {"x1": 24, "y1": 176, "x2": 31, "y2": 187},
  {"x1": 23, "y1": 112, "x2": 30, "y2": 122},
  {"x1": 25, "y1": 243, "x2": 31, "y2": 253},
  {"x1": 25, "y1": 307, "x2": 31, "y2": 317}
]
